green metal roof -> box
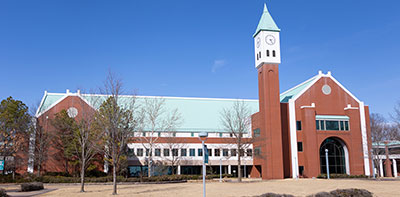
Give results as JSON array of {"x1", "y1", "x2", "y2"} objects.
[
  {"x1": 38, "y1": 93, "x2": 259, "y2": 133},
  {"x1": 280, "y1": 75, "x2": 319, "y2": 103},
  {"x1": 37, "y1": 93, "x2": 65, "y2": 116},
  {"x1": 253, "y1": 3, "x2": 280, "y2": 37},
  {"x1": 315, "y1": 115, "x2": 349, "y2": 120}
]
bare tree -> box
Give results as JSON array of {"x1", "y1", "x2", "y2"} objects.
[
  {"x1": 137, "y1": 97, "x2": 182, "y2": 177},
  {"x1": 220, "y1": 100, "x2": 253, "y2": 182},
  {"x1": 163, "y1": 131, "x2": 186, "y2": 175},
  {"x1": 391, "y1": 101, "x2": 400, "y2": 140},
  {"x1": 32, "y1": 118, "x2": 52, "y2": 176},
  {"x1": 94, "y1": 72, "x2": 139, "y2": 195}
]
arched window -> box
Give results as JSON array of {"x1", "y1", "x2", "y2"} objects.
[
  {"x1": 320, "y1": 138, "x2": 346, "y2": 174},
  {"x1": 273, "y1": 50, "x2": 276, "y2": 57},
  {"x1": 266, "y1": 50, "x2": 270, "y2": 57}
]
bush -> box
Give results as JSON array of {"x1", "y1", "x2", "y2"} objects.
[
  {"x1": 317, "y1": 174, "x2": 368, "y2": 179},
  {"x1": 20, "y1": 182, "x2": 44, "y2": 192},
  {"x1": 307, "y1": 188, "x2": 373, "y2": 197},
  {"x1": 43, "y1": 172, "x2": 72, "y2": 177},
  {"x1": 0, "y1": 188, "x2": 9, "y2": 197}
]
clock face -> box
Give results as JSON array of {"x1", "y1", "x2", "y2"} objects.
[
  {"x1": 256, "y1": 37, "x2": 261, "y2": 48},
  {"x1": 265, "y1": 35, "x2": 276, "y2": 45}
]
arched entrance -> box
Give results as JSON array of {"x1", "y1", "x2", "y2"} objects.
[{"x1": 320, "y1": 137, "x2": 348, "y2": 174}]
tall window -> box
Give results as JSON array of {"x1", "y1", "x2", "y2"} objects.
[
  {"x1": 155, "y1": 149, "x2": 161, "y2": 156},
  {"x1": 146, "y1": 149, "x2": 151, "y2": 156},
  {"x1": 128, "y1": 148, "x2": 135, "y2": 157},
  {"x1": 272, "y1": 50, "x2": 276, "y2": 57},
  {"x1": 172, "y1": 149, "x2": 179, "y2": 156},
  {"x1": 137, "y1": 148, "x2": 143, "y2": 157},
  {"x1": 223, "y1": 149, "x2": 229, "y2": 157},
  {"x1": 231, "y1": 149, "x2": 237, "y2": 156},
  {"x1": 207, "y1": 149, "x2": 212, "y2": 157},
  {"x1": 254, "y1": 147, "x2": 261, "y2": 156},
  {"x1": 253, "y1": 128, "x2": 261, "y2": 137},
  {"x1": 215, "y1": 149, "x2": 220, "y2": 156},
  {"x1": 296, "y1": 121, "x2": 302, "y2": 130},
  {"x1": 198, "y1": 148, "x2": 203, "y2": 156},
  {"x1": 189, "y1": 148, "x2": 195, "y2": 156},
  {"x1": 163, "y1": 149, "x2": 170, "y2": 157},
  {"x1": 267, "y1": 50, "x2": 270, "y2": 57},
  {"x1": 298, "y1": 142, "x2": 303, "y2": 152},
  {"x1": 246, "y1": 149, "x2": 252, "y2": 157},
  {"x1": 181, "y1": 149, "x2": 187, "y2": 156}
]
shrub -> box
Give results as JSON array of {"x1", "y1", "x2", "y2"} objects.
[
  {"x1": 317, "y1": 174, "x2": 368, "y2": 179},
  {"x1": 307, "y1": 188, "x2": 373, "y2": 197},
  {"x1": 0, "y1": 188, "x2": 9, "y2": 197},
  {"x1": 257, "y1": 193, "x2": 294, "y2": 197},
  {"x1": 20, "y1": 182, "x2": 44, "y2": 192}
]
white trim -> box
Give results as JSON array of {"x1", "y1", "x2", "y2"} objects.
[
  {"x1": 300, "y1": 103, "x2": 315, "y2": 109},
  {"x1": 344, "y1": 104, "x2": 358, "y2": 110},
  {"x1": 280, "y1": 73, "x2": 321, "y2": 96},
  {"x1": 359, "y1": 102, "x2": 370, "y2": 176},
  {"x1": 291, "y1": 75, "x2": 322, "y2": 101},
  {"x1": 328, "y1": 75, "x2": 361, "y2": 103},
  {"x1": 36, "y1": 94, "x2": 69, "y2": 118},
  {"x1": 35, "y1": 91, "x2": 48, "y2": 117},
  {"x1": 339, "y1": 140, "x2": 351, "y2": 175},
  {"x1": 288, "y1": 99, "x2": 298, "y2": 178}
]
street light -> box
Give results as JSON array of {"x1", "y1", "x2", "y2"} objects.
[
  {"x1": 325, "y1": 149, "x2": 330, "y2": 179},
  {"x1": 198, "y1": 132, "x2": 208, "y2": 197}
]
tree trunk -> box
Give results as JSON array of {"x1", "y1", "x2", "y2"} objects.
[
  {"x1": 80, "y1": 153, "x2": 85, "y2": 192},
  {"x1": 112, "y1": 160, "x2": 117, "y2": 195},
  {"x1": 37, "y1": 160, "x2": 41, "y2": 177},
  {"x1": 237, "y1": 144, "x2": 242, "y2": 182}
]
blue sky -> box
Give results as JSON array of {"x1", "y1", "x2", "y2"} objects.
[{"x1": 1, "y1": 0, "x2": 399, "y2": 117}]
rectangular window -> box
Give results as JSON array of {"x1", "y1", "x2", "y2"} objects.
[
  {"x1": 219, "y1": 133, "x2": 223, "y2": 137},
  {"x1": 189, "y1": 148, "x2": 195, "y2": 156},
  {"x1": 181, "y1": 149, "x2": 187, "y2": 156},
  {"x1": 155, "y1": 149, "x2": 161, "y2": 156},
  {"x1": 299, "y1": 166, "x2": 304, "y2": 176},
  {"x1": 297, "y1": 142, "x2": 303, "y2": 152},
  {"x1": 215, "y1": 149, "x2": 220, "y2": 156},
  {"x1": 231, "y1": 149, "x2": 237, "y2": 156},
  {"x1": 296, "y1": 121, "x2": 302, "y2": 130},
  {"x1": 191, "y1": 132, "x2": 194, "y2": 137},
  {"x1": 207, "y1": 149, "x2": 212, "y2": 157},
  {"x1": 198, "y1": 148, "x2": 203, "y2": 156},
  {"x1": 239, "y1": 149, "x2": 244, "y2": 157},
  {"x1": 137, "y1": 148, "x2": 143, "y2": 156},
  {"x1": 340, "y1": 121, "x2": 345, "y2": 131},
  {"x1": 326, "y1": 120, "x2": 340, "y2": 130},
  {"x1": 316, "y1": 120, "x2": 320, "y2": 130},
  {"x1": 172, "y1": 149, "x2": 179, "y2": 156},
  {"x1": 254, "y1": 147, "x2": 261, "y2": 156},
  {"x1": 163, "y1": 149, "x2": 170, "y2": 157},
  {"x1": 146, "y1": 149, "x2": 151, "y2": 156},
  {"x1": 142, "y1": 132, "x2": 146, "y2": 137},
  {"x1": 246, "y1": 149, "x2": 252, "y2": 157},
  {"x1": 345, "y1": 121, "x2": 349, "y2": 131},
  {"x1": 253, "y1": 128, "x2": 261, "y2": 137},
  {"x1": 158, "y1": 132, "x2": 161, "y2": 137},
  {"x1": 223, "y1": 149, "x2": 229, "y2": 157},
  {"x1": 128, "y1": 148, "x2": 135, "y2": 157}
]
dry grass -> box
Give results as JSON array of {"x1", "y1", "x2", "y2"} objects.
[{"x1": 12, "y1": 178, "x2": 400, "y2": 197}]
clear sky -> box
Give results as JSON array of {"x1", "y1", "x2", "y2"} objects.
[{"x1": 1, "y1": 0, "x2": 399, "y2": 117}]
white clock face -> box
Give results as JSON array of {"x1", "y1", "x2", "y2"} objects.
[
  {"x1": 265, "y1": 35, "x2": 276, "y2": 45},
  {"x1": 256, "y1": 37, "x2": 261, "y2": 48}
]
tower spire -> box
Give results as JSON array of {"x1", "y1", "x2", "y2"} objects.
[{"x1": 254, "y1": 3, "x2": 280, "y2": 37}]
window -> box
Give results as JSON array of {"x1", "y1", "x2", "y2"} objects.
[
  {"x1": 253, "y1": 128, "x2": 261, "y2": 137},
  {"x1": 173, "y1": 132, "x2": 176, "y2": 137},
  {"x1": 298, "y1": 142, "x2": 303, "y2": 152},
  {"x1": 215, "y1": 149, "x2": 220, "y2": 156},
  {"x1": 155, "y1": 149, "x2": 161, "y2": 156},
  {"x1": 223, "y1": 149, "x2": 229, "y2": 156},
  {"x1": 299, "y1": 166, "x2": 304, "y2": 176},
  {"x1": 254, "y1": 147, "x2": 261, "y2": 156},
  {"x1": 164, "y1": 149, "x2": 170, "y2": 157},
  {"x1": 239, "y1": 149, "x2": 244, "y2": 157},
  {"x1": 257, "y1": 54, "x2": 259, "y2": 60},
  {"x1": 137, "y1": 148, "x2": 143, "y2": 157},
  {"x1": 189, "y1": 148, "x2": 195, "y2": 156},
  {"x1": 246, "y1": 149, "x2": 252, "y2": 157},
  {"x1": 128, "y1": 148, "x2": 135, "y2": 157},
  {"x1": 158, "y1": 132, "x2": 161, "y2": 137},
  {"x1": 296, "y1": 121, "x2": 302, "y2": 130},
  {"x1": 198, "y1": 148, "x2": 203, "y2": 156},
  {"x1": 272, "y1": 50, "x2": 276, "y2": 57},
  {"x1": 219, "y1": 133, "x2": 223, "y2": 137},
  {"x1": 207, "y1": 149, "x2": 212, "y2": 156},
  {"x1": 172, "y1": 149, "x2": 179, "y2": 156},
  {"x1": 267, "y1": 50, "x2": 270, "y2": 57},
  {"x1": 181, "y1": 149, "x2": 187, "y2": 156},
  {"x1": 142, "y1": 132, "x2": 146, "y2": 137},
  {"x1": 231, "y1": 149, "x2": 237, "y2": 156},
  {"x1": 230, "y1": 133, "x2": 233, "y2": 137},
  {"x1": 191, "y1": 132, "x2": 194, "y2": 137},
  {"x1": 316, "y1": 119, "x2": 349, "y2": 131},
  {"x1": 259, "y1": 51, "x2": 261, "y2": 58},
  {"x1": 146, "y1": 149, "x2": 151, "y2": 156}
]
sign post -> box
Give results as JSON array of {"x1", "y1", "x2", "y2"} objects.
[{"x1": 199, "y1": 132, "x2": 208, "y2": 197}]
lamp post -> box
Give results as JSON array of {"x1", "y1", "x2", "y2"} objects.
[
  {"x1": 325, "y1": 149, "x2": 330, "y2": 179},
  {"x1": 219, "y1": 158, "x2": 222, "y2": 182},
  {"x1": 371, "y1": 148, "x2": 376, "y2": 179},
  {"x1": 199, "y1": 132, "x2": 208, "y2": 197}
]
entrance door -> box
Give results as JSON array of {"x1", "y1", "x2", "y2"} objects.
[{"x1": 320, "y1": 137, "x2": 346, "y2": 174}]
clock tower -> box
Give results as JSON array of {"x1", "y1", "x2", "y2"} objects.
[{"x1": 253, "y1": 3, "x2": 284, "y2": 179}]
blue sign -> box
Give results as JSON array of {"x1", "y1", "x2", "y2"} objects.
[
  {"x1": 204, "y1": 145, "x2": 209, "y2": 164},
  {"x1": 0, "y1": 160, "x2": 4, "y2": 171}
]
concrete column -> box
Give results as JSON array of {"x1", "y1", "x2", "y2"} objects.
[
  {"x1": 228, "y1": 165, "x2": 231, "y2": 174},
  {"x1": 379, "y1": 159, "x2": 384, "y2": 177},
  {"x1": 177, "y1": 165, "x2": 181, "y2": 175},
  {"x1": 393, "y1": 159, "x2": 397, "y2": 178}
]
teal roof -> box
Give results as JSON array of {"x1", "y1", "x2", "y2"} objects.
[
  {"x1": 280, "y1": 75, "x2": 319, "y2": 103},
  {"x1": 37, "y1": 93, "x2": 65, "y2": 115},
  {"x1": 253, "y1": 3, "x2": 280, "y2": 37},
  {"x1": 38, "y1": 93, "x2": 259, "y2": 133},
  {"x1": 372, "y1": 141, "x2": 400, "y2": 147}
]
